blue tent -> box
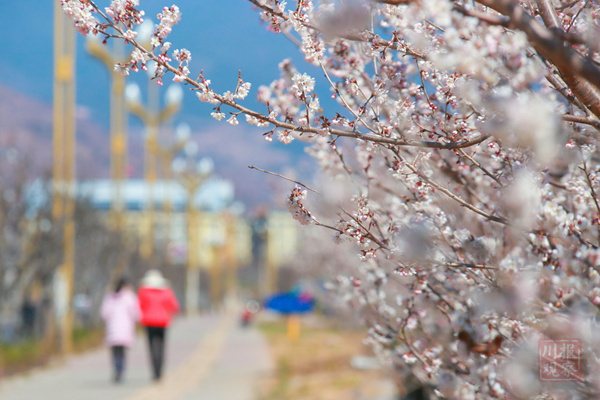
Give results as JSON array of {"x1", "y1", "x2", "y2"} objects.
[{"x1": 264, "y1": 292, "x2": 315, "y2": 315}]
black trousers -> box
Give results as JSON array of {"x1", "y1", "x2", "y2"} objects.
[
  {"x1": 145, "y1": 326, "x2": 166, "y2": 380},
  {"x1": 110, "y1": 345, "x2": 126, "y2": 381}
]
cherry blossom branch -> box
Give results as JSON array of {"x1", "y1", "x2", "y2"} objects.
[
  {"x1": 77, "y1": 3, "x2": 489, "y2": 151},
  {"x1": 247, "y1": 0, "x2": 426, "y2": 59},
  {"x1": 119, "y1": 32, "x2": 488, "y2": 150},
  {"x1": 564, "y1": 0, "x2": 589, "y2": 33},
  {"x1": 579, "y1": 159, "x2": 600, "y2": 227},
  {"x1": 475, "y1": 0, "x2": 600, "y2": 117},
  {"x1": 398, "y1": 154, "x2": 510, "y2": 225},
  {"x1": 248, "y1": 165, "x2": 348, "y2": 233},
  {"x1": 534, "y1": 0, "x2": 600, "y2": 119},
  {"x1": 458, "y1": 149, "x2": 504, "y2": 187},
  {"x1": 341, "y1": 209, "x2": 388, "y2": 250},
  {"x1": 317, "y1": 61, "x2": 378, "y2": 135}
]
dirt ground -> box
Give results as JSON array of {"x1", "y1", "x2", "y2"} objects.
[{"x1": 256, "y1": 314, "x2": 397, "y2": 400}]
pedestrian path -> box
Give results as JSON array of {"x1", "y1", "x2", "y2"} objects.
[{"x1": 0, "y1": 311, "x2": 273, "y2": 400}]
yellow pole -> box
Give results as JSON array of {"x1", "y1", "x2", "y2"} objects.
[
  {"x1": 177, "y1": 172, "x2": 209, "y2": 314},
  {"x1": 265, "y1": 215, "x2": 276, "y2": 296},
  {"x1": 224, "y1": 213, "x2": 237, "y2": 304},
  {"x1": 210, "y1": 244, "x2": 222, "y2": 310},
  {"x1": 185, "y1": 190, "x2": 199, "y2": 314},
  {"x1": 156, "y1": 133, "x2": 187, "y2": 242},
  {"x1": 53, "y1": 0, "x2": 65, "y2": 222},
  {"x1": 143, "y1": 78, "x2": 158, "y2": 260},
  {"x1": 87, "y1": 36, "x2": 129, "y2": 279},
  {"x1": 53, "y1": 0, "x2": 76, "y2": 355},
  {"x1": 126, "y1": 83, "x2": 180, "y2": 261},
  {"x1": 286, "y1": 315, "x2": 301, "y2": 342},
  {"x1": 86, "y1": 37, "x2": 127, "y2": 233},
  {"x1": 111, "y1": 41, "x2": 126, "y2": 233}
]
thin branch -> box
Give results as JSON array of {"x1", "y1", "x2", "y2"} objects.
[
  {"x1": 425, "y1": 281, "x2": 456, "y2": 311},
  {"x1": 458, "y1": 149, "x2": 504, "y2": 187},
  {"x1": 373, "y1": 0, "x2": 415, "y2": 4},
  {"x1": 444, "y1": 262, "x2": 499, "y2": 270},
  {"x1": 248, "y1": 165, "x2": 320, "y2": 193},
  {"x1": 401, "y1": 156, "x2": 510, "y2": 225},
  {"x1": 564, "y1": 0, "x2": 588, "y2": 33},
  {"x1": 317, "y1": 61, "x2": 378, "y2": 135},
  {"x1": 563, "y1": 114, "x2": 600, "y2": 131},
  {"x1": 453, "y1": 4, "x2": 510, "y2": 26},
  {"x1": 579, "y1": 159, "x2": 600, "y2": 242},
  {"x1": 475, "y1": 0, "x2": 600, "y2": 117},
  {"x1": 248, "y1": 166, "x2": 343, "y2": 234},
  {"x1": 341, "y1": 209, "x2": 389, "y2": 249}
]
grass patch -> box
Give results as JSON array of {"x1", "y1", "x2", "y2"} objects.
[
  {"x1": 257, "y1": 316, "x2": 394, "y2": 400},
  {"x1": 0, "y1": 339, "x2": 51, "y2": 376},
  {"x1": 72, "y1": 326, "x2": 104, "y2": 353},
  {"x1": 0, "y1": 326, "x2": 103, "y2": 377}
]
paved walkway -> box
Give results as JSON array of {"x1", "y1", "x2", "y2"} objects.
[{"x1": 0, "y1": 311, "x2": 273, "y2": 400}]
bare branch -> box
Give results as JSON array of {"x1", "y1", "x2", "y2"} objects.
[
  {"x1": 248, "y1": 165, "x2": 320, "y2": 194},
  {"x1": 373, "y1": 0, "x2": 416, "y2": 4},
  {"x1": 563, "y1": 114, "x2": 600, "y2": 131},
  {"x1": 453, "y1": 4, "x2": 510, "y2": 26}
]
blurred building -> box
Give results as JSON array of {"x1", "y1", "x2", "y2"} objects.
[
  {"x1": 265, "y1": 211, "x2": 298, "y2": 272},
  {"x1": 76, "y1": 179, "x2": 299, "y2": 302},
  {"x1": 77, "y1": 178, "x2": 253, "y2": 270},
  {"x1": 249, "y1": 209, "x2": 299, "y2": 296}
]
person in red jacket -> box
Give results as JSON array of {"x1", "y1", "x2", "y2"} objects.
[{"x1": 137, "y1": 269, "x2": 180, "y2": 381}]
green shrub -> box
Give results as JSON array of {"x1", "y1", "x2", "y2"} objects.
[{"x1": 0, "y1": 339, "x2": 48, "y2": 375}]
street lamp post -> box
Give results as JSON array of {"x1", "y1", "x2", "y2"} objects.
[
  {"x1": 86, "y1": 36, "x2": 127, "y2": 232},
  {"x1": 125, "y1": 78, "x2": 183, "y2": 260},
  {"x1": 172, "y1": 146, "x2": 213, "y2": 314},
  {"x1": 86, "y1": 20, "x2": 152, "y2": 233},
  {"x1": 223, "y1": 210, "x2": 239, "y2": 308},
  {"x1": 145, "y1": 123, "x2": 190, "y2": 261},
  {"x1": 53, "y1": 0, "x2": 76, "y2": 355},
  {"x1": 155, "y1": 123, "x2": 190, "y2": 235}
]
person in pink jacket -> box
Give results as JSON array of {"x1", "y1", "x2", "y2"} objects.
[
  {"x1": 100, "y1": 276, "x2": 141, "y2": 383},
  {"x1": 137, "y1": 269, "x2": 180, "y2": 381}
]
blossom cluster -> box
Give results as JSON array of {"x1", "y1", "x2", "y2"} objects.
[
  {"x1": 172, "y1": 48, "x2": 191, "y2": 82},
  {"x1": 105, "y1": 0, "x2": 144, "y2": 29},
  {"x1": 61, "y1": 0, "x2": 98, "y2": 36},
  {"x1": 154, "y1": 5, "x2": 181, "y2": 42},
  {"x1": 287, "y1": 185, "x2": 316, "y2": 225}
]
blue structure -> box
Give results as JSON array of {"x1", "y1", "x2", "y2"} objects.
[
  {"x1": 264, "y1": 292, "x2": 315, "y2": 315},
  {"x1": 77, "y1": 179, "x2": 234, "y2": 212}
]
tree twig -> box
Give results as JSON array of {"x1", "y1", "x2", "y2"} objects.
[{"x1": 248, "y1": 165, "x2": 320, "y2": 193}]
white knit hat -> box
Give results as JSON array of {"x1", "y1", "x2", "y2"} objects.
[{"x1": 141, "y1": 269, "x2": 168, "y2": 288}]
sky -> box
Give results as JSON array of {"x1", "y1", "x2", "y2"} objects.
[{"x1": 0, "y1": 0, "x2": 326, "y2": 210}]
